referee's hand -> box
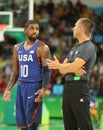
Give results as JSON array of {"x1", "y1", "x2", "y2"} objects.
[
  {"x1": 76, "y1": 67, "x2": 86, "y2": 76},
  {"x1": 3, "y1": 90, "x2": 11, "y2": 102}
]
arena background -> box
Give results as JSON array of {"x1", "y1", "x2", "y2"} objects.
[{"x1": 0, "y1": 0, "x2": 103, "y2": 130}]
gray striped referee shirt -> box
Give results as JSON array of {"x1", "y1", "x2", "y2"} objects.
[{"x1": 65, "y1": 40, "x2": 97, "y2": 82}]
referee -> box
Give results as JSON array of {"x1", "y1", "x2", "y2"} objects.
[{"x1": 47, "y1": 18, "x2": 96, "y2": 130}]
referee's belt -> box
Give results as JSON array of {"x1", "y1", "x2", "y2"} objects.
[{"x1": 65, "y1": 74, "x2": 80, "y2": 82}]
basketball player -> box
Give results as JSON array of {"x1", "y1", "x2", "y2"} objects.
[
  {"x1": 47, "y1": 18, "x2": 96, "y2": 130},
  {"x1": 3, "y1": 20, "x2": 51, "y2": 130}
]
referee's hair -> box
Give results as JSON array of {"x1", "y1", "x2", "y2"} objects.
[
  {"x1": 24, "y1": 20, "x2": 39, "y2": 29},
  {"x1": 79, "y1": 18, "x2": 94, "y2": 36}
]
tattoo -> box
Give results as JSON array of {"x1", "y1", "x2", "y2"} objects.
[{"x1": 6, "y1": 71, "x2": 18, "y2": 91}]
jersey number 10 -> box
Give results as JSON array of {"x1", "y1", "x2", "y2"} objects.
[{"x1": 20, "y1": 65, "x2": 28, "y2": 77}]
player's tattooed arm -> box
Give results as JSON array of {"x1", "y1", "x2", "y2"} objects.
[
  {"x1": 3, "y1": 44, "x2": 19, "y2": 101},
  {"x1": 6, "y1": 72, "x2": 18, "y2": 91},
  {"x1": 35, "y1": 42, "x2": 51, "y2": 102},
  {"x1": 37, "y1": 42, "x2": 51, "y2": 66},
  {"x1": 6, "y1": 44, "x2": 19, "y2": 91},
  {"x1": 3, "y1": 70, "x2": 18, "y2": 101}
]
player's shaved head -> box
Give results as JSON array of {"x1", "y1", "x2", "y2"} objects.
[{"x1": 24, "y1": 20, "x2": 39, "y2": 29}]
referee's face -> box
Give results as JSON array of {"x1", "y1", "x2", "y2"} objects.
[
  {"x1": 73, "y1": 20, "x2": 82, "y2": 39},
  {"x1": 25, "y1": 24, "x2": 39, "y2": 41}
]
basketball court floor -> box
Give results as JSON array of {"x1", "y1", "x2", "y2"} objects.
[
  {"x1": 0, "y1": 125, "x2": 64, "y2": 130},
  {"x1": 0, "y1": 120, "x2": 64, "y2": 130},
  {"x1": 0, "y1": 119, "x2": 102, "y2": 130},
  {"x1": 0, "y1": 125, "x2": 101, "y2": 130}
]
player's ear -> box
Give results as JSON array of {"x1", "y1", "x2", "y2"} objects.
[{"x1": 24, "y1": 28, "x2": 26, "y2": 34}]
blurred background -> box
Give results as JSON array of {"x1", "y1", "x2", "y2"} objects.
[{"x1": 0, "y1": 0, "x2": 103, "y2": 130}]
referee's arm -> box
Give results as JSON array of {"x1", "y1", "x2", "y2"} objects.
[
  {"x1": 58, "y1": 57, "x2": 86, "y2": 74},
  {"x1": 47, "y1": 56, "x2": 86, "y2": 75}
]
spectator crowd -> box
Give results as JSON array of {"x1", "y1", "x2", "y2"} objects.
[{"x1": 0, "y1": 0, "x2": 103, "y2": 98}]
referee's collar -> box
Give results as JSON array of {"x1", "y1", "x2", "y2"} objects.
[{"x1": 79, "y1": 40, "x2": 90, "y2": 45}]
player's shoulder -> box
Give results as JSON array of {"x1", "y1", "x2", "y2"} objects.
[
  {"x1": 39, "y1": 40, "x2": 49, "y2": 49},
  {"x1": 39, "y1": 40, "x2": 46, "y2": 45},
  {"x1": 14, "y1": 41, "x2": 24, "y2": 50},
  {"x1": 14, "y1": 43, "x2": 21, "y2": 51},
  {"x1": 37, "y1": 40, "x2": 50, "y2": 56}
]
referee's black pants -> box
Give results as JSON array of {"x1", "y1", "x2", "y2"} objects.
[{"x1": 62, "y1": 81, "x2": 93, "y2": 130}]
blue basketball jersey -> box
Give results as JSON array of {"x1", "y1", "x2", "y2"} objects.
[{"x1": 18, "y1": 40, "x2": 43, "y2": 82}]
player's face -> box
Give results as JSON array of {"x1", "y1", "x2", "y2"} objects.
[
  {"x1": 25, "y1": 24, "x2": 39, "y2": 41},
  {"x1": 73, "y1": 20, "x2": 82, "y2": 39}
]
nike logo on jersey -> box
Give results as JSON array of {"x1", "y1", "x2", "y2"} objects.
[
  {"x1": 18, "y1": 51, "x2": 23, "y2": 53},
  {"x1": 27, "y1": 95, "x2": 34, "y2": 99}
]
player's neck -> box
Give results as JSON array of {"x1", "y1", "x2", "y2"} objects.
[{"x1": 26, "y1": 39, "x2": 37, "y2": 45}]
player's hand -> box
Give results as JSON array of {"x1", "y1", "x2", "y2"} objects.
[
  {"x1": 3, "y1": 90, "x2": 11, "y2": 102},
  {"x1": 35, "y1": 88, "x2": 45, "y2": 102}
]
